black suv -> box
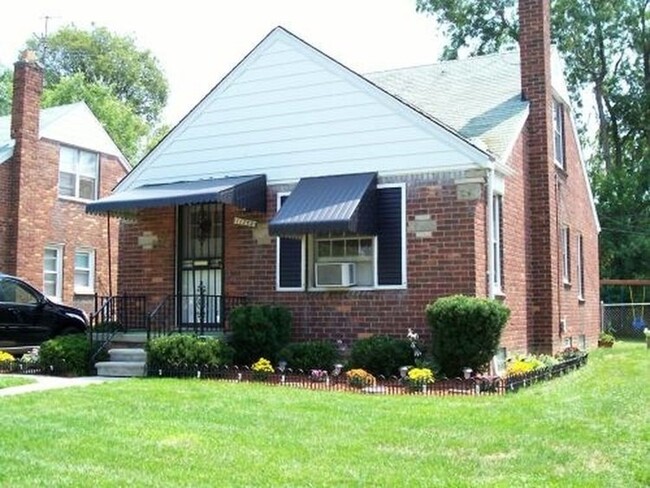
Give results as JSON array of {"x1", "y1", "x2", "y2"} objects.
[{"x1": 0, "y1": 273, "x2": 88, "y2": 352}]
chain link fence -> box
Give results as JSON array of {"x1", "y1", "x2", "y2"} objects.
[{"x1": 601, "y1": 302, "x2": 649, "y2": 339}]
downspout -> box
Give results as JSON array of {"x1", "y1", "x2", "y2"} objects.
[{"x1": 486, "y1": 166, "x2": 495, "y2": 299}]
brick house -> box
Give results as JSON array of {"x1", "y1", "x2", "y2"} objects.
[
  {"x1": 89, "y1": 0, "x2": 600, "y2": 354},
  {"x1": 0, "y1": 52, "x2": 129, "y2": 312}
]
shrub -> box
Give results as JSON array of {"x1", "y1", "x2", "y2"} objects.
[
  {"x1": 146, "y1": 335, "x2": 234, "y2": 369},
  {"x1": 278, "y1": 341, "x2": 338, "y2": 372},
  {"x1": 229, "y1": 305, "x2": 292, "y2": 365},
  {"x1": 39, "y1": 334, "x2": 95, "y2": 376},
  {"x1": 426, "y1": 294, "x2": 510, "y2": 378},
  {"x1": 345, "y1": 368, "x2": 376, "y2": 389},
  {"x1": 348, "y1": 335, "x2": 413, "y2": 377},
  {"x1": 598, "y1": 332, "x2": 615, "y2": 346},
  {"x1": 407, "y1": 367, "x2": 434, "y2": 385}
]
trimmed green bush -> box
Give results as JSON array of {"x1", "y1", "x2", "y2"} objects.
[
  {"x1": 348, "y1": 335, "x2": 413, "y2": 378},
  {"x1": 278, "y1": 341, "x2": 339, "y2": 372},
  {"x1": 146, "y1": 335, "x2": 234, "y2": 369},
  {"x1": 229, "y1": 305, "x2": 292, "y2": 365},
  {"x1": 426, "y1": 294, "x2": 510, "y2": 378},
  {"x1": 39, "y1": 334, "x2": 97, "y2": 376}
]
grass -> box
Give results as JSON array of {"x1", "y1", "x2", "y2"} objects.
[
  {"x1": 0, "y1": 342, "x2": 648, "y2": 487},
  {"x1": 0, "y1": 375, "x2": 34, "y2": 390}
]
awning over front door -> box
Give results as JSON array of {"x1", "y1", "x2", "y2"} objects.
[
  {"x1": 269, "y1": 172, "x2": 377, "y2": 237},
  {"x1": 86, "y1": 175, "x2": 267, "y2": 214}
]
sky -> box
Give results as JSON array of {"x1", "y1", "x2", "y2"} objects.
[{"x1": 1, "y1": 0, "x2": 444, "y2": 126}]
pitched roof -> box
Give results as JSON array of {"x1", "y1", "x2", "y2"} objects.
[
  {"x1": 365, "y1": 50, "x2": 529, "y2": 162},
  {"x1": 0, "y1": 101, "x2": 129, "y2": 168}
]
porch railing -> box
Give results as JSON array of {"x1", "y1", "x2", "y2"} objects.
[
  {"x1": 147, "y1": 294, "x2": 247, "y2": 340},
  {"x1": 89, "y1": 294, "x2": 148, "y2": 363}
]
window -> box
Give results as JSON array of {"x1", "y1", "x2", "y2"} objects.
[
  {"x1": 59, "y1": 146, "x2": 99, "y2": 200},
  {"x1": 0, "y1": 279, "x2": 39, "y2": 305},
  {"x1": 577, "y1": 234, "x2": 585, "y2": 299},
  {"x1": 561, "y1": 226, "x2": 570, "y2": 284},
  {"x1": 314, "y1": 236, "x2": 374, "y2": 287},
  {"x1": 553, "y1": 99, "x2": 565, "y2": 169},
  {"x1": 43, "y1": 246, "x2": 63, "y2": 300},
  {"x1": 491, "y1": 194, "x2": 503, "y2": 293},
  {"x1": 276, "y1": 184, "x2": 405, "y2": 291},
  {"x1": 74, "y1": 249, "x2": 95, "y2": 294}
]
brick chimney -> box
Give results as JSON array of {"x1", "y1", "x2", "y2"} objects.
[
  {"x1": 11, "y1": 50, "x2": 43, "y2": 141},
  {"x1": 519, "y1": 0, "x2": 559, "y2": 353},
  {"x1": 0, "y1": 51, "x2": 43, "y2": 275}
]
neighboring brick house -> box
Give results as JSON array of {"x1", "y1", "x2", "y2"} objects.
[
  {"x1": 0, "y1": 52, "x2": 129, "y2": 312},
  {"x1": 89, "y1": 0, "x2": 600, "y2": 355}
]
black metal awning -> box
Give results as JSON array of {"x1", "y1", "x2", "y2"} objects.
[
  {"x1": 269, "y1": 172, "x2": 377, "y2": 236},
  {"x1": 86, "y1": 175, "x2": 267, "y2": 214}
]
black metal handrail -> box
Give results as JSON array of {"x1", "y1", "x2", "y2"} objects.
[
  {"x1": 147, "y1": 294, "x2": 247, "y2": 341},
  {"x1": 89, "y1": 295, "x2": 148, "y2": 365}
]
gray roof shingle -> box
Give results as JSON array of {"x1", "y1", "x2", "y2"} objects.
[{"x1": 366, "y1": 50, "x2": 529, "y2": 161}]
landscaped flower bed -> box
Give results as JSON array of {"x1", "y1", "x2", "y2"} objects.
[{"x1": 145, "y1": 351, "x2": 589, "y2": 396}]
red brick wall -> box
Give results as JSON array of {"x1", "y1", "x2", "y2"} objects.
[
  {"x1": 556, "y1": 112, "x2": 601, "y2": 348},
  {"x1": 224, "y1": 175, "x2": 483, "y2": 347},
  {"x1": 117, "y1": 207, "x2": 176, "y2": 307},
  {"x1": 1, "y1": 58, "x2": 127, "y2": 311}
]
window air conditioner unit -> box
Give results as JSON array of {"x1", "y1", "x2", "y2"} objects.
[{"x1": 315, "y1": 262, "x2": 356, "y2": 287}]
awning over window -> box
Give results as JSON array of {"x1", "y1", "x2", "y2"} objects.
[
  {"x1": 269, "y1": 172, "x2": 377, "y2": 237},
  {"x1": 86, "y1": 175, "x2": 266, "y2": 215}
]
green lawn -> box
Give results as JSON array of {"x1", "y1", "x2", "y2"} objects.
[
  {"x1": 0, "y1": 375, "x2": 34, "y2": 390},
  {"x1": 0, "y1": 342, "x2": 648, "y2": 487}
]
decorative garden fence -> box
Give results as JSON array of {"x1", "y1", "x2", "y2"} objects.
[{"x1": 145, "y1": 353, "x2": 589, "y2": 397}]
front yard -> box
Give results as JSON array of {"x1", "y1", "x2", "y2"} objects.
[{"x1": 0, "y1": 342, "x2": 647, "y2": 486}]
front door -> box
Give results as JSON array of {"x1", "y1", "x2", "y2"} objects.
[{"x1": 178, "y1": 203, "x2": 223, "y2": 333}]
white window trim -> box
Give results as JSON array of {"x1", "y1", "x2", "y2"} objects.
[
  {"x1": 577, "y1": 234, "x2": 585, "y2": 300},
  {"x1": 274, "y1": 183, "x2": 407, "y2": 292},
  {"x1": 553, "y1": 99, "x2": 565, "y2": 169},
  {"x1": 58, "y1": 145, "x2": 99, "y2": 202},
  {"x1": 561, "y1": 226, "x2": 571, "y2": 284},
  {"x1": 74, "y1": 248, "x2": 95, "y2": 295},
  {"x1": 491, "y1": 193, "x2": 503, "y2": 294},
  {"x1": 43, "y1": 244, "x2": 64, "y2": 301}
]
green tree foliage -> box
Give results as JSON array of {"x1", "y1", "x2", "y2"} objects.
[
  {"x1": 0, "y1": 67, "x2": 11, "y2": 116},
  {"x1": 28, "y1": 25, "x2": 168, "y2": 124},
  {"x1": 14, "y1": 24, "x2": 170, "y2": 163},
  {"x1": 42, "y1": 73, "x2": 147, "y2": 160},
  {"x1": 416, "y1": 0, "x2": 650, "y2": 280}
]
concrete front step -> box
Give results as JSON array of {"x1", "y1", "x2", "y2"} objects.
[
  {"x1": 109, "y1": 348, "x2": 147, "y2": 363},
  {"x1": 96, "y1": 360, "x2": 146, "y2": 377},
  {"x1": 96, "y1": 347, "x2": 147, "y2": 377}
]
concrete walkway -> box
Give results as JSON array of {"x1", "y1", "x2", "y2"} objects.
[{"x1": 0, "y1": 374, "x2": 126, "y2": 397}]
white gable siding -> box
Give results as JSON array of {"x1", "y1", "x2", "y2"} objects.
[{"x1": 119, "y1": 29, "x2": 490, "y2": 191}]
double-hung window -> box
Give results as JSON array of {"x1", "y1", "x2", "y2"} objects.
[
  {"x1": 561, "y1": 226, "x2": 571, "y2": 284},
  {"x1": 276, "y1": 184, "x2": 405, "y2": 291},
  {"x1": 577, "y1": 234, "x2": 585, "y2": 300},
  {"x1": 74, "y1": 249, "x2": 95, "y2": 295},
  {"x1": 43, "y1": 245, "x2": 63, "y2": 300},
  {"x1": 59, "y1": 146, "x2": 99, "y2": 200},
  {"x1": 553, "y1": 99, "x2": 565, "y2": 169},
  {"x1": 491, "y1": 194, "x2": 503, "y2": 293}
]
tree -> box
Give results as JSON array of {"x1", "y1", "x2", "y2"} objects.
[
  {"x1": 42, "y1": 73, "x2": 147, "y2": 161},
  {"x1": 0, "y1": 66, "x2": 12, "y2": 116},
  {"x1": 10, "y1": 25, "x2": 171, "y2": 162},
  {"x1": 28, "y1": 25, "x2": 168, "y2": 125},
  {"x1": 416, "y1": 0, "x2": 650, "y2": 280}
]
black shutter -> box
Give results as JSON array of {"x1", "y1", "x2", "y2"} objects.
[
  {"x1": 377, "y1": 187, "x2": 403, "y2": 286},
  {"x1": 278, "y1": 195, "x2": 303, "y2": 288}
]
